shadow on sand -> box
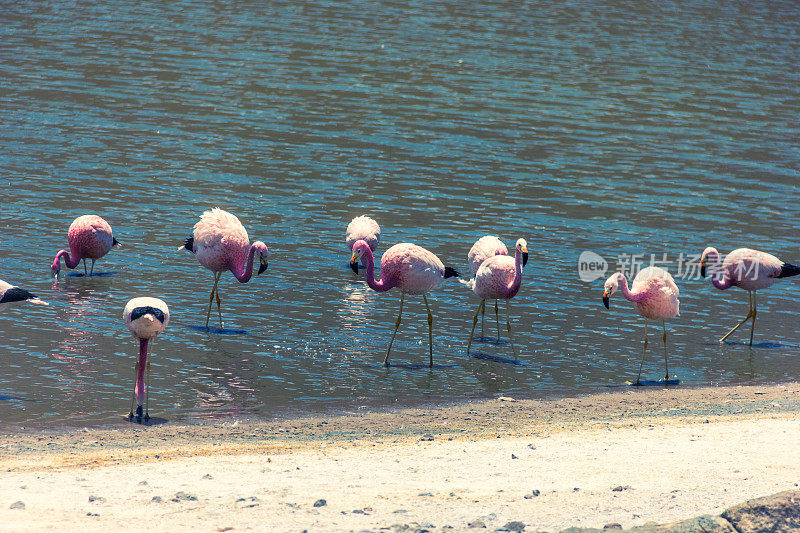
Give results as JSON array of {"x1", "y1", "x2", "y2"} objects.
[{"x1": 605, "y1": 379, "x2": 681, "y2": 388}]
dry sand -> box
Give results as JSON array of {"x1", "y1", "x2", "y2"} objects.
[{"x1": 2, "y1": 383, "x2": 800, "y2": 532}]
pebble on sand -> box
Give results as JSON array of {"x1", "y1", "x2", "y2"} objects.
[{"x1": 9, "y1": 501, "x2": 25, "y2": 510}]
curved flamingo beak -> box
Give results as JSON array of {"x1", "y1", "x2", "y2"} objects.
[
  {"x1": 700, "y1": 260, "x2": 707, "y2": 278},
  {"x1": 350, "y1": 254, "x2": 360, "y2": 274},
  {"x1": 602, "y1": 291, "x2": 610, "y2": 309},
  {"x1": 258, "y1": 257, "x2": 268, "y2": 275}
]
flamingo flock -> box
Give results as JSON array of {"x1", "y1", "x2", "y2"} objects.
[{"x1": 0, "y1": 210, "x2": 796, "y2": 421}]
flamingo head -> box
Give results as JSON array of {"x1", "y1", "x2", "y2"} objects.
[
  {"x1": 602, "y1": 272, "x2": 623, "y2": 309},
  {"x1": 51, "y1": 261, "x2": 61, "y2": 278},
  {"x1": 350, "y1": 240, "x2": 371, "y2": 274},
  {"x1": 515, "y1": 238, "x2": 528, "y2": 267},
  {"x1": 699, "y1": 247, "x2": 718, "y2": 278},
  {"x1": 252, "y1": 241, "x2": 269, "y2": 275}
]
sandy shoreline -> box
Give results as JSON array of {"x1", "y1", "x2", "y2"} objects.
[{"x1": 2, "y1": 382, "x2": 800, "y2": 531}]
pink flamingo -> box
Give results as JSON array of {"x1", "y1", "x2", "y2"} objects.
[
  {"x1": 51, "y1": 215, "x2": 120, "y2": 277},
  {"x1": 350, "y1": 240, "x2": 459, "y2": 367},
  {"x1": 345, "y1": 215, "x2": 381, "y2": 272},
  {"x1": 123, "y1": 297, "x2": 169, "y2": 422},
  {"x1": 700, "y1": 247, "x2": 800, "y2": 345},
  {"x1": 179, "y1": 208, "x2": 269, "y2": 329},
  {"x1": 466, "y1": 235, "x2": 509, "y2": 341},
  {"x1": 0, "y1": 279, "x2": 48, "y2": 307},
  {"x1": 602, "y1": 267, "x2": 680, "y2": 385},
  {"x1": 464, "y1": 238, "x2": 528, "y2": 360}
]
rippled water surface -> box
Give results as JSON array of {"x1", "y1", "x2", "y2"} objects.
[{"x1": 2, "y1": 1, "x2": 800, "y2": 428}]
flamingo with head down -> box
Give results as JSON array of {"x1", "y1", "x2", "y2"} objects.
[
  {"x1": 179, "y1": 208, "x2": 269, "y2": 329},
  {"x1": 350, "y1": 240, "x2": 459, "y2": 367},
  {"x1": 603, "y1": 266, "x2": 680, "y2": 385},
  {"x1": 51, "y1": 215, "x2": 120, "y2": 277},
  {"x1": 123, "y1": 297, "x2": 169, "y2": 422},
  {"x1": 700, "y1": 247, "x2": 800, "y2": 345}
]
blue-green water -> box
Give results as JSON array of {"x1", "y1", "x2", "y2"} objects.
[{"x1": 1, "y1": 0, "x2": 799, "y2": 428}]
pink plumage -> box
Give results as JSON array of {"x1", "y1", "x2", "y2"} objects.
[
  {"x1": 123, "y1": 297, "x2": 170, "y2": 422},
  {"x1": 603, "y1": 266, "x2": 679, "y2": 384},
  {"x1": 346, "y1": 215, "x2": 381, "y2": 252},
  {"x1": 467, "y1": 235, "x2": 508, "y2": 277},
  {"x1": 51, "y1": 215, "x2": 120, "y2": 276},
  {"x1": 180, "y1": 208, "x2": 269, "y2": 329},
  {"x1": 350, "y1": 240, "x2": 459, "y2": 367},
  {"x1": 465, "y1": 238, "x2": 528, "y2": 360},
  {"x1": 700, "y1": 246, "x2": 800, "y2": 344}
]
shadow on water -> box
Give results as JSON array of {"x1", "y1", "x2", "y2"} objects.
[
  {"x1": 65, "y1": 272, "x2": 116, "y2": 278},
  {"x1": 187, "y1": 325, "x2": 250, "y2": 335},
  {"x1": 469, "y1": 353, "x2": 522, "y2": 365},
  {"x1": 0, "y1": 394, "x2": 33, "y2": 401},
  {"x1": 121, "y1": 415, "x2": 169, "y2": 426},
  {"x1": 472, "y1": 336, "x2": 509, "y2": 346},
  {"x1": 704, "y1": 341, "x2": 783, "y2": 348},
  {"x1": 384, "y1": 363, "x2": 459, "y2": 371},
  {"x1": 605, "y1": 379, "x2": 681, "y2": 388}
]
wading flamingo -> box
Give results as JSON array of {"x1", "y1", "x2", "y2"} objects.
[
  {"x1": 179, "y1": 208, "x2": 268, "y2": 329},
  {"x1": 602, "y1": 267, "x2": 680, "y2": 385},
  {"x1": 0, "y1": 279, "x2": 48, "y2": 308},
  {"x1": 51, "y1": 215, "x2": 120, "y2": 277},
  {"x1": 700, "y1": 247, "x2": 800, "y2": 345},
  {"x1": 466, "y1": 235, "x2": 509, "y2": 341},
  {"x1": 123, "y1": 297, "x2": 169, "y2": 422},
  {"x1": 346, "y1": 215, "x2": 381, "y2": 272},
  {"x1": 464, "y1": 238, "x2": 527, "y2": 360},
  {"x1": 350, "y1": 240, "x2": 459, "y2": 367}
]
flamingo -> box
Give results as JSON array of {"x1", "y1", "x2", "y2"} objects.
[
  {"x1": 464, "y1": 238, "x2": 528, "y2": 360},
  {"x1": 179, "y1": 208, "x2": 269, "y2": 329},
  {"x1": 465, "y1": 235, "x2": 509, "y2": 341},
  {"x1": 0, "y1": 279, "x2": 48, "y2": 308},
  {"x1": 51, "y1": 215, "x2": 120, "y2": 277},
  {"x1": 350, "y1": 240, "x2": 459, "y2": 367},
  {"x1": 700, "y1": 247, "x2": 800, "y2": 345},
  {"x1": 602, "y1": 267, "x2": 680, "y2": 385},
  {"x1": 345, "y1": 215, "x2": 381, "y2": 272},
  {"x1": 123, "y1": 297, "x2": 169, "y2": 422}
]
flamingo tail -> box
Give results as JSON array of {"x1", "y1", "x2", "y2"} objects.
[{"x1": 778, "y1": 262, "x2": 800, "y2": 278}]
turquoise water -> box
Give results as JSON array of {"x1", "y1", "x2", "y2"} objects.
[{"x1": 1, "y1": 0, "x2": 799, "y2": 427}]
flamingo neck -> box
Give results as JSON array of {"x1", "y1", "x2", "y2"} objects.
[
  {"x1": 231, "y1": 245, "x2": 258, "y2": 282},
  {"x1": 618, "y1": 275, "x2": 648, "y2": 303},
  {"x1": 361, "y1": 247, "x2": 393, "y2": 292},
  {"x1": 135, "y1": 338, "x2": 148, "y2": 407},
  {"x1": 52, "y1": 249, "x2": 81, "y2": 271},
  {"x1": 708, "y1": 251, "x2": 734, "y2": 290},
  {"x1": 507, "y1": 248, "x2": 523, "y2": 293}
]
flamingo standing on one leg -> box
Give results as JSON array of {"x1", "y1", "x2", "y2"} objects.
[
  {"x1": 123, "y1": 297, "x2": 169, "y2": 422},
  {"x1": 350, "y1": 240, "x2": 459, "y2": 367},
  {"x1": 179, "y1": 208, "x2": 269, "y2": 329},
  {"x1": 466, "y1": 235, "x2": 509, "y2": 341},
  {"x1": 700, "y1": 247, "x2": 800, "y2": 345},
  {"x1": 464, "y1": 238, "x2": 527, "y2": 360},
  {"x1": 0, "y1": 280, "x2": 49, "y2": 308},
  {"x1": 51, "y1": 215, "x2": 120, "y2": 277},
  {"x1": 345, "y1": 215, "x2": 381, "y2": 272},
  {"x1": 602, "y1": 267, "x2": 680, "y2": 385}
]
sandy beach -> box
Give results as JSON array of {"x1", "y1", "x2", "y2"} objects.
[{"x1": 2, "y1": 383, "x2": 799, "y2": 532}]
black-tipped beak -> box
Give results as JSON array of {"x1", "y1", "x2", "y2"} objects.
[
  {"x1": 603, "y1": 293, "x2": 610, "y2": 309},
  {"x1": 350, "y1": 259, "x2": 359, "y2": 274},
  {"x1": 700, "y1": 263, "x2": 707, "y2": 278},
  {"x1": 113, "y1": 237, "x2": 121, "y2": 247},
  {"x1": 258, "y1": 258, "x2": 268, "y2": 275},
  {"x1": 522, "y1": 252, "x2": 529, "y2": 267}
]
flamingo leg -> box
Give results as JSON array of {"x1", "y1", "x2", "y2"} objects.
[
  {"x1": 205, "y1": 272, "x2": 221, "y2": 328},
  {"x1": 749, "y1": 292, "x2": 757, "y2": 346},
  {"x1": 423, "y1": 294, "x2": 434, "y2": 367},
  {"x1": 635, "y1": 318, "x2": 649, "y2": 385},
  {"x1": 719, "y1": 290, "x2": 755, "y2": 344},
  {"x1": 384, "y1": 293, "x2": 404, "y2": 367},
  {"x1": 144, "y1": 341, "x2": 152, "y2": 422},
  {"x1": 495, "y1": 300, "x2": 501, "y2": 341},
  {"x1": 467, "y1": 300, "x2": 484, "y2": 357},
  {"x1": 127, "y1": 361, "x2": 138, "y2": 420},
  {"x1": 480, "y1": 299, "x2": 486, "y2": 339},
  {"x1": 662, "y1": 320, "x2": 669, "y2": 382},
  {"x1": 90, "y1": 259, "x2": 96, "y2": 276},
  {"x1": 215, "y1": 283, "x2": 224, "y2": 329},
  {"x1": 82, "y1": 259, "x2": 87, "y2": 276},
  {"x1": 505, "y1": 300, "x2": 517, "y2": 361}
]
